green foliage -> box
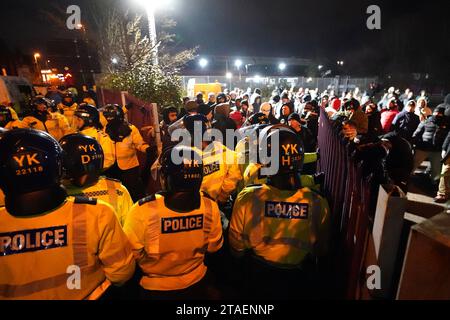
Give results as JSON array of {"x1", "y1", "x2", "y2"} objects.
[
  {"x1": 93, "y1": 5, "x2": 196, "y2": 107},
  {"x1": 100, "y1": 66, "x2": 183, "y2": 108}
]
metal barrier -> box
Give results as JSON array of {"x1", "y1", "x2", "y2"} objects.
[{"x1": 317, "y1": 108, "x2": 375, "y2": 299}]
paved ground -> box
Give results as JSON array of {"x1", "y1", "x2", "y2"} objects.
[{"x1": 409, "y1": 161, "x2": 447, "y2": 207}]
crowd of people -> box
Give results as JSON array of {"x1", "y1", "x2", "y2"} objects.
[
  {"x1": 0, "y1": 82, "x2": 448, "y2": 300},
  {"x1": 163, "y1": 86, "x2": 450, "y2": 201}
]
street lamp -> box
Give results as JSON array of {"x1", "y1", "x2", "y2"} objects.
[
  {"x1": 278, "y1": 62, "x2": 286, "y2": 71},
  {"x1": 34, "y1": 53, "x2": 42, "y2": 82},
  {"x1": 133, "y1": 0, "x2": 173, "y2": 65},
  {"x1": 199, "y1": 58, "x2": 208, "y2": 68},
  {"x1": 112, "y1": 58, "x2": 118, "y2": 64},
  {"x1": 235, "y1": 59, "x2": 242, "y2": 69},
  {"x1": 318, "y1": 65, "x2": 323, "y2": 70},
  {"x1": 34, "y1": 53, "x2": 41, "y2": 64}
]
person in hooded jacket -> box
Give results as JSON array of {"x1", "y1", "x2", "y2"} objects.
[
  {"x1": 415, "y1": 97, "x2": 432, "y2": 122},
  {"x1": 301, "y1": 101, "x2": 319, "y2": 138},
  {"x1": 160, "y1": 106, "x2": 178, "y2": 150},
  {"x1": 240, "y1": 100, "x2": 250, "y2": 119},
  {"x1": 250, "y1": 88, "x2": 262, "y2": 113},
  {"x1": 365, "y1": 102, "x2": 382, "y2": 139},
  {"x1": 212, "y1": 103, "x2": 237, "y2": 149},
  {"x1": 391, "y1": 100, "x2": 420, "y2": 142},
  {"x1": 251, "y1": 95, "x2": 262, "y2": 115},
  {"x1": 380, "y1": 98, "x2": 400, "y2": 133},
  {"x1": 278, "y1": 102, "x2": 294, "y2": 125},
  {"x1": 412, "y1": 106, "x2": 449, "y2": 183}
]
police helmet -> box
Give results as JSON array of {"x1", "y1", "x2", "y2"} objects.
[
  {"x1": 32, "y1": 96, "x2": 58, "y2": 112},
  {"x1": 0, "y1": 129, "x2": 66, "y2": 215},
  {"x1": 261, "y1": 127, "x2": 304, "y2": 177},
  {"x1": 0, "y1": 105, "x2": 13, "y2": 127},
  {"x1": 31, "y1": 95, "x2": 48, "y2": 109},
  {"x1": 64, "y1": 91, "x2": 74, "y2": 99},
  {"x1": 102, "y1": 104, "x2": 124, "y2": 123},
  {"x1": 75, "y1": 104, "x2": 100, "y2": 129},
  {"x1": 60, "y1": 133, "x2": 104, "y2": 188},
  {"x1": 159, "y1": 145, "x2": 203, "y2": 193},
  {"x1": 247, "y1": 112, "x2": 270, "y2": 125}
]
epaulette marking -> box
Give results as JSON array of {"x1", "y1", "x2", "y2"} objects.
[
  {"x1": 74, "y1": 196, "x2": 97, "y2": 205},
  {"x1": 245, "y1": 184, "x2": 263, "y2": 189},
  {"x1": 138, "y1": 194, "x2": 156, "y2": 206}
]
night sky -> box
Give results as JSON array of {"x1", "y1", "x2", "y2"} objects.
[{"x1": 0, "y1": 0, "x2": 449, "y2": 74}]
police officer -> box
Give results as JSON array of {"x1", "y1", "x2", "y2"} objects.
[
  {"x1": 124, "y1": 145, "x2": 223, "y2": 299},
  {"x1": 60, "y1": 133, "x2": 133, "y2": 226},
  {"x1": 74, "y1": 104, "x2": 114, "y2": 169},
  {"x1": 58, "y1": 91, "x2": 78, "y2": 131},
  {"x1": 183, "y1": 114, "x2": 242, "y2": 204},
  {"x1": 102, "y1": 104, "x2": 151, "y2": 202},
  {"x1": 22, "y1": 96, "x2": 74, "y2": 141},
  {"x1": 0, "y1": 104, "x2": 23, "y2": 129},
  {"x1": 229, "y1": 128, "x2": 330, "y2": 299},
  {"x1": 242, "y1": 126, "x2": 321, "y2": 192},
  {"x1": 0, "y1": 129, "x2": 135, "y2": 299}
]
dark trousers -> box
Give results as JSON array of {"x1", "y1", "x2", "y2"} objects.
[
  {"x1": 139, "y1": 271, "x2": 221, "y2": 300},
  {"x1": 104, "y1": 164, "x2": 146, "y2": 202},
  {"x1": 243, "y1": 256, "x2": 317, "y2": 300}
]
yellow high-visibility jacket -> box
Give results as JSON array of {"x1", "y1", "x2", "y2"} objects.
[
  {"x1": 243, "y1": 163, "x2": 318, "y2": 191},
  {"x1": 80, "y1": 127, "x2": 115, "y2": 169},
  {"x1": 3, "y1": 120, "x2": 25, "y2": 130},
  {"x1": 229, "y1": 184, "x2": 330, "y2": 266},
  {"x1": 65, "y1": 177, "x2": 133, "y2": 226},
  {"x1": 124, "y1": 193, "x2": 223, "y2": 291},
  {"x1": 58, "y1": 102, "x2": 78, "y2": 131},
  {"x1": 8, "y1": 107, "x2": 19, "y2": 121},
  {"x1": 22, "y1": 113, "x2": 74, "y2": 141},
  {"x1": 82, "y1": 98, "x2": 96, "y2": 107},
  {"x1": 0, "y1": 197, "x2": 135, "y2": 300},
  {"x1": 102, "y1": 125, "x2": 149, "y2": 170},
  {"x1": 196, "y1": 141, "x2": 242, "y2": 202},
  {"x1": 241, "y1": 152, "x2": 319, "y2": 192}
]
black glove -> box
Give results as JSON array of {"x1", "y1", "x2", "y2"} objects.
[{"x1": 141, "y1": 147, "x2": 155, "y2": 186}]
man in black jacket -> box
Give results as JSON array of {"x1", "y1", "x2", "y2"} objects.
[
  {"x1": 412, "y1": 106, "x2": 449, "y2": 184},
  {"x1": 212, "y1": 103, "x2": 237, "y2": 149},
  {"x1": 391, "y1": 100, "x2": 420, "y2": 142}
]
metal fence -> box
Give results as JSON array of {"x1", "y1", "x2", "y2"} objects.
[
  {"x1": 181, "y1": 75, "x2": 378, "y2": 97},
  {"x1": 317, "y1": 108, "x2": 376, "y2": 299}
]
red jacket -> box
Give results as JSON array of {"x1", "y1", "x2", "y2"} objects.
[{"x1": 380, "y1": 109, "x2": 399, "y2": 133}]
